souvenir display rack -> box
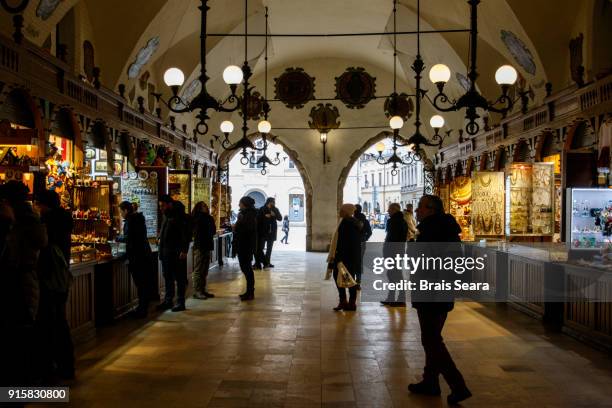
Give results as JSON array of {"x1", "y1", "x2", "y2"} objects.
[
  {"x1": 169, "y1": 169, "x2": 192, "y2": 210},
  {"x1": 121, "y1": 169, "x2": 161, "y2": 239},
  {"x1": 566, "y1": 188, "x2": 612, "y2": 250},
  {"x1": 449, "y1": 176, "x2": 473, "y2": 241},
  {"x1": 471, "y1": 171, "x2": 505, "y2": 237}
]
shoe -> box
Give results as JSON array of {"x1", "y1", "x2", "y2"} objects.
[
  {"x1": 156, "y1": 302, "x2": 173, "y2": 311},
  {"x1": 253, "y1": 264, "x2": 262, "y2": 269},
  {"x1": 264, "y1": 264, "x2": 274, "y2": 268},
  {"x1": 171, "y1": 304, "x2": 186, "y2": 312},
  {"x1": 333, "y1": 302, "x2": 348, "y2": 311},
  {"x1": 193, "y1": 292, "x2": 207, "y2": 300},
  {"x1": 344, "y1": 303, "x2": 357, "y2": 311},
  {"x1": 203, "y1": 292, "x2": 215, "y2": 298},
  {"x1": 407, "y1": 381, "x2": 441, "y2": 396},
  {"x1": 380, "y1": 300, "x2": 395, "y2": 306},
  {"x1": 240, "y1": 293, "x2": 254, "y2": 301},
  {"x1": 447, "y1": 387, "x2": 472, "y2": 405},
  {"x1": 355, "y1": 284, "x2": 361, "y2": 291}
]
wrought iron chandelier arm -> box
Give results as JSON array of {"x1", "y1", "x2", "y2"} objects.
[
  {"x1": 152, "y1": 93, "x2": 194, "y2": 114},
  {"x1": 431, "y1": 91, "x2": 459, "y2": 112},
  {"x1": 486, "y1": 91, "x2": 515, "y2": 114}
]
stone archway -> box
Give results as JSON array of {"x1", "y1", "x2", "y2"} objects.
[
  {"x1": 336, "y1": 130, "x2": 436, "y2": 210},
  {"x1": 218, "y1": 132, "x2": 315, "y2": 251}
]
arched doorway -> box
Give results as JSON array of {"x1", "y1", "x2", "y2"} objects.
[{"x1": 221, "y1": 133, "x2": 312, "y2": 251}]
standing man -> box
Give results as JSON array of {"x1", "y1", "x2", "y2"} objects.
[
  {"x1": 191, "y1": 202, "x2": 216, "y2": 299},
  {"x1": 255, "y1": 197, "x2": 282, "y2": 269},
  {"x1": 157, "y1": 195, "x2": 192, "y2": 312},
  {"x1": 353, "y1": 204, "x2": 372, "y2": 288},
  {"x1": 408, "y1": 195, "x2": 471, "y2": 405},
  {"x1": 233, "y1": 196, "x2": 258, "y2": 300},
  {"x1": 403, "y1": 203, "x2": 417, "y2": 241},
  {"x1": 381, "y1": 203, "x2": 407, "y2": 306}
]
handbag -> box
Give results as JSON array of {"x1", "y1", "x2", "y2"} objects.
[{"x1": 336, "y1": 261, "x2": 357, "y2": 288}]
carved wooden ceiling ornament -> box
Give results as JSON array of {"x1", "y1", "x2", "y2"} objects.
[
  {"x1": 308, "y1": 103, "x2": 340, "y2": 134},
  {"x1": 335, "y1": 67, "x2": 376, "y2": 109},
  {"x1": 384, "y1": 92, "x2": 413, "y2": 120},
  {"x1": 274, "y1": 67, "x2": 315, "y2": 109}
]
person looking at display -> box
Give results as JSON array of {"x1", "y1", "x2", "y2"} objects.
[
  {"x1": 0, "y1": 181, "x2": 47, "y2": 386},
  {"x1": 254, "y1": 197, "x2": 282, "y2": 269},
  {"x1": 191, "y1": 201, "x2": 216, "y2": 300},
  {"x1": 232, "y1": 196, "x2": 258, "y2": 301},
  {"x1": 118, "y1": 201, "x2": 153, "y2": 318},
  {"x1": 157, "y1": 195, "x2": 192, "y2": 312},
  {"x1": 35, "y1": 189, "x2": 75, "y2": 380}
]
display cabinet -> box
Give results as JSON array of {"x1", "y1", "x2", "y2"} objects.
[
  {"x1": 169, "y1": 169, "x2": 192, "y2": 210},
  {"x1": 471, "y1": 171, "x2": 505, "y2": 238},
  {"x1": 449, "y1": 176, "x2": 473, "y2": 241},
  {"x1": 566, "y1": 188, "x2": 612, "y2": 250}
]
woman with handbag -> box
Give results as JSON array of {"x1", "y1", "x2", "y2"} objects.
[{"x1": 327, "y1": 203, "x2": 361, "y2": 311}]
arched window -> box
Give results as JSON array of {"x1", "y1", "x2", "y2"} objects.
[{"x1": 83, "y1": 40, "x2": 95, "y2": 82}]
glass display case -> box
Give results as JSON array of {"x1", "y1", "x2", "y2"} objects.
[
  {"x1": 505, "y1": 162, "x2": 555, "y2": 237},
  {"x1": 71, "y1": 181, "x2": 114, "y2": 262},
  {"x1": 168, "y1": 169, "x2": 192, "y2": 210},
  {"x1": 449, "y1": 176, "x2": 473, "y2": 241},
  {"x1": 471, "y1": 171, "x2": 505, "y2": 237},
  {"x1": 566, "y1": 188, "x2": 612, "y2": 250}
]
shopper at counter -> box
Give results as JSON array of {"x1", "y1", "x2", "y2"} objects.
[
  {"x1": 233, "y1": 196, "x2": 258, "y2": 301},
  {"x1": 119, "y1": 201, "x2": 153, "y2": 318},
  {"x1": 157, "y1": 195, "x2": 192, "y2": 312},
  {"x1": 35, "y1": 190, "x2": 75, "y2": 380},
  {"x1": 0, "y1": 181, "x2": 47, "y2": 386},
  {"x1": 191, "y1": 201, "x2": 216, "y2": 300},
  {"x1": 255, "y1": 197, "x2": 282, "y2": 269},
  {"x1": 409, "y1": 195, "x2": 471, "y2": 405}
]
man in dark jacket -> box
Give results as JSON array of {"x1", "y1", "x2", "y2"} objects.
[
  {"x1": 381, "y1": 203, "x2": 408, "y2": 306},
  {"x1": 353, "y1": 204, "x2": 372, "y2": 287},
  {"x1": 330, "y1": 204, "x2": 361, "y2": 311},
  {"x1": 157, "y1": 195, "x2": 192, "y2": 312},
  {"x1": 408, "y1": 195, "x2": 471, "y2": 405},
  {"x1": 233, "y1": 196, "x2": 258, "y2": 300},
  {"x1": 255, "y1": 197, "x2": 282, "y2": 269},
  {"x1": 191, "y1": 202, "x2": 216, "y2": 299},
  {"x1": 35, "y1": 190, "x2": 75, "y2": 379},
  {"x1": 119, "y1": 201, "x2": 153, "y2": 317}
]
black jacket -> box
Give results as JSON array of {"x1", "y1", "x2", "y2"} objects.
[
  {"x1": 334, "y1": 217, "x2": 362, "y2": 276},
  {"x1": 234, "y1": 207, "x2": 258, "y2": 255},
  {"x1": 123, "y1": 212, "x2": 152, "y2": 265},
  {"x1": 412, "y1": 213, "x2": 462, "y2": 312},
  {"x1": 354, "y1": 211, "x2": 372, "y2": 242},
  {"x1": 193, "y1": 212, "x2": 216, "y2": 251},
  {"x1": 41, "y1": 207, "x2": 72, "y2": 262},
  {"x1": 257, "y1": 205, "x2": 282, "y2": 241},
  {"x1": 385, "y1": 211, "x2": 408, "y2": 243},
  {"x1": 159, "y1": 202, "x2": 192, "y2": 260}
]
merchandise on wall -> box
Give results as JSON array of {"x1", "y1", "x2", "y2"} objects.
[
  {"x1": 471, "y1": 171, "x2": 505, "y2": 237},
  {"x1": 120, "y1": 169, "x2": 161, "y2": 239},
  {"x1": 0, "y1": 122, "x2": 39, "y2": 193},
  {"x1": 168, "y1": 169, "x2": 192, "y2": 210},
  {"x1": 449, "y1": 176, "x2": 473, "y2": 241},
  {"x1": 505, "y1": 162, "x2": 554, "y2": 238},
  {"x1": 543, "y1": 154, "x2": 562, "y2": 241},
  {"x1": 211, "y1": 181, "x2": 221, "y2": 227},
  {"x1": 46, "y1": 134, "x2": 79, "y2": 208},
  {"x1": 192, "y1": 176, "x2": 211, "y2": 211},
  {"x1": 566, "y1": 188, "x2": 612, "y2": 250},
  {"x1": 438, "y1": 184, "x2": 450, "y2": 214}
]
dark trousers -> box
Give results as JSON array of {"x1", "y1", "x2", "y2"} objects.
[
  {"x1": 161, "y1": 256, "x2": 188, "y2": 305},
  {"x1": 129, "y1": 260, "x2": 151, "y2": 312},
  {"x1": 280, "y1": 231, "x2": 289, "y2": 244},
  {"x1": 333, "y1": 267, "x2": 357, "y2": 304},
  {"x1": 256, "y1": 238, "x2": 274, "y2": 266},
  {"x1": 193, "y1": 248, "x2": 211, "y2": 293},
  {"x1": 417, "y1": 308, "x2": 466, "y2": 390},
  {"x1": 37, "y1": 290, "x2": 74, "y2": 378},
  {"x1": 238, "y1": 252, "x2": 255, "y2": 293}
]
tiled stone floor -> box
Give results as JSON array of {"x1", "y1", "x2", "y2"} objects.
[{"x1": 55, "y1": 252, "x2": 612, "y2": 407}]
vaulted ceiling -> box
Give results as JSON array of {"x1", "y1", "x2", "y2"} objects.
[{"x1": 0, "y1": 0, "x2": 601, "y2": 152}]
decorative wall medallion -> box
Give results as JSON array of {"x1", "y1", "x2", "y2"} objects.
[
  {"x1": 128, "y1": 36, "x2": 160, "y2": 79},
  {"x1": 456, "y1": 73, "x2": 471, "y2": 92},
  {"x1": 239, "y1": 91, "x2": 265, "y2": 120},
  {"x1": 335, "y1": 67, "x2": 376, "y2": 109},
  {"x1": 384, "y1": 92, "x2": 413, "y2": 120},
  {"x1": 308, "y1": 103, "x2": 340, "y2": 133},
  {"x1": 36, "y1": 0, "x2": 61, "y2": 20},
  {"x1": 274, "y1": 67, "x2": 315, "y2": 109},
  {"x1": 501, "y1": 30, "x2": 536, "y2": 76}
]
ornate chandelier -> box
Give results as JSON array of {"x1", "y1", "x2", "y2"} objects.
[{"x1": 155, "y1": 0, "x2": 244, "y2": 136}]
